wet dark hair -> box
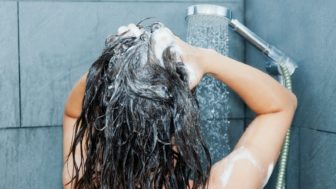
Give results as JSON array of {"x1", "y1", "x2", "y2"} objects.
[{"x1": 64, "y1": 20, "x2": 211, "y2": 189}]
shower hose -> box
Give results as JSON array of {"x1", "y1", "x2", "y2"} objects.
[{"x1": 274, "y1": 65, "x2": 293, "y2": 189}]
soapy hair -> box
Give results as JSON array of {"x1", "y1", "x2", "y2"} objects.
[{"x1": 64, "y1": 21, "x2": 211, "y2": 189}]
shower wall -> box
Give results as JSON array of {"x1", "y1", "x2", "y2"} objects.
[
  {"x1": 245, "y1": 0, "x2": 336, "y2": 188},
  {"x1": 0, "y1": 1, "x2": 245, "y2": 188},
  {"x1": 4, "y1": 1, "x2": 333, "y2": 189}
]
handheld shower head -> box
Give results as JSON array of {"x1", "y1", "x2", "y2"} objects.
[
  {"x1": 187, "y1": 4, "x2": 298, "y2": 76},
  {"x1": 187, "y1": 4, "x2": 232, "y2": 18},
  {"x1": 229, "y1": 19, "x2": 298, "y2": 75}
]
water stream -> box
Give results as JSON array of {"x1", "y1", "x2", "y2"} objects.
[{"x1": 186, "y1": 15, "x2": 232, "y2": 162}]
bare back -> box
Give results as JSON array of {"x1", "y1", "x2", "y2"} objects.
[{"x1": 63, "y1": 74, "x2": 296, "y2": 189}]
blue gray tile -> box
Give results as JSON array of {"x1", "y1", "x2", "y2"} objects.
[
  {"x1": 0, "y1": 126, "x2": 63, "y2": 189},
  {"x1": 245, "y1": 0, "x2": 336, "y2": 132},
  {"x1": 0, "y1": 128, "x2": 20, "y2": 188},
  {"x1": 19, "y1": 1, "x2": 244, "y2": 127},
  {"x1": 300, "y1": 128, "x2": 336, "y2": 189},
  {"x1": 0, "y1": 2, "x2": 20, "y2": 128},
  {"x1": 18, "y1": 126, "x2": 63, "y2": 189}
]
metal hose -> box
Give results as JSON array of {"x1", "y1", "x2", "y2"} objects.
[{"x1": 275, "y1": 65, "x2": 293, "y2": 189}]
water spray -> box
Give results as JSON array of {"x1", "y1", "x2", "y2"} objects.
[{"x1": 186, "y1": 4, "x2": 298, "y2": 189}]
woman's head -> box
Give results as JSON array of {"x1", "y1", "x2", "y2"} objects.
[{"x1": 66, "y1": 21, "x2": 211, "y2": 189}]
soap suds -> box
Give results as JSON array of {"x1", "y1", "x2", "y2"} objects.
[
  {"x1": 183, "y1": 63, "x2": 196, "y2": 88},
  {"x1": 218, "y1": 146, "x2": 263, "y2": 187},
  {"x1": 151, "y1": 27, "x2": 175, "y2": 66},
  {"x1": 262, "y1": 162, "x2": 274, "y2": 188},
  {"x1": 117, "y1": 24, "x2": 144, "y2": 38},
  {"x1": 117, "y1": 26, "x2": 128, "y2": 35},
  {"x1": 116, "y1": 23, "x2": 196, "y2": 87}
]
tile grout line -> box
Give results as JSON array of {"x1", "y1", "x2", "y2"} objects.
[
  {"x1": 298, "y1": 125, "x2": 301, "y2": 189},
  {"x1": 0, "y1": 125, "x2": 62, "y2": 130},
  {"x1": 17, "y1": 1, "x2": 22, "y2": 128},
  {"x1": 301, "y1": 126, "x2": 336, "y2": 134}
]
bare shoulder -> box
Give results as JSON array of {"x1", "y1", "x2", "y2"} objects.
[
  {"x1": 62, "y1": 72, "x2": 88, "y2": 188},
  {"x1": 63, "y1": 72, "x2": 88, "y2": 118}
]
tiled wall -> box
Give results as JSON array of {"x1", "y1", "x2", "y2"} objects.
[
  {"x1": 0, "y1": 1, "x2": 246, "y2": 188},
  {"x1": 3, "y1": 0, "x2": 334, "y2": 189},
  {"x1": 245, "y1": 0, "x2": 336, "y2": 188}
]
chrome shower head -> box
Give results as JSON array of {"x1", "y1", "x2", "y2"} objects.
[
  {"x1": 187, "y1": 4, "x2": 232, "y2": 18},
  {"x1": 186, "y1": 4, "x2": 298, "y2": 76}
]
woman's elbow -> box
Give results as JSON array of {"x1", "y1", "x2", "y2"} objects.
[
  {"x1": 271, "y1": 91, "x2": 298, "y2": 114},
  {"x1": 286, "y1": 91, "x2": 298, "y2": 111}
]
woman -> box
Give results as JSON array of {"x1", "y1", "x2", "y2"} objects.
[{"x1": 62, "y1": 23, "x2": 297, "y2": 189}]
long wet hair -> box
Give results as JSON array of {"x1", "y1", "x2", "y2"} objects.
[{"x1": 64, "y1": 20, "x2": 211, "y2": 189}]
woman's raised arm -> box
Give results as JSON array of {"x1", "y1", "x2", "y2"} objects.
[{"x1": 200, "y1": 49, "x2": 297, "y2": 189}]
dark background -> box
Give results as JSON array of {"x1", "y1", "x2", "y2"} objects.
[{"x1": 0, "y1": 0, "x2": 335, "y2": 188}]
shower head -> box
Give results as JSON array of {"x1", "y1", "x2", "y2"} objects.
[
  {"x1": 229, "y1": 19, "x2": 298, "y2": 76},
  {"x1": 187, "y1": 4, "x2": 232, "y2": 18},
  {"x1": 186, "y1": 4, "x2": 298, "y2": 76}
]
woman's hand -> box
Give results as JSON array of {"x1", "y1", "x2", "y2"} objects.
[
  {"x1": 150, "y1": 24, "x2": 209, "y2": 89},
  {"x1": 117, "y1": 23, "x2": 210, "y2": 89},
  {"x1": 171, "y1": 33, "x2": 209, "y2": 89}
]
